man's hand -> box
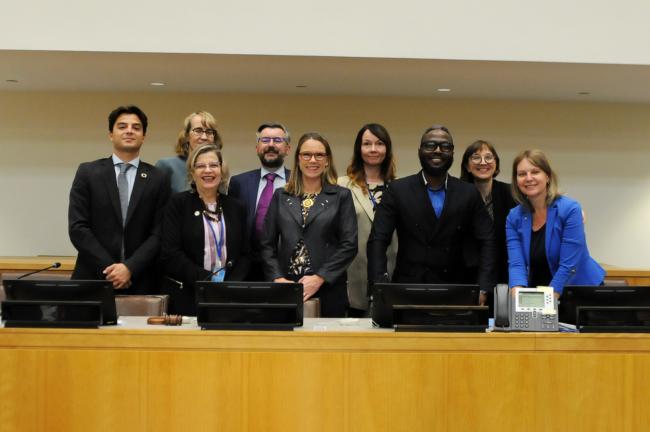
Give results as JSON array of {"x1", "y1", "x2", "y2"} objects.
[
  {"x1": 103, "y1": 263, "x2": 132, "y2": 289},
  {"x1": 299, "y1": 274, "x2": 324, "y2": 302}
]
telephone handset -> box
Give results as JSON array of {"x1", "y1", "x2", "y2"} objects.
[{"x1": 494, "y1": 284, "x2": 559, "y2": 331}]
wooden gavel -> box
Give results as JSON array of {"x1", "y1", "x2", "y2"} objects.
[{"x1": 147, "y1": 314, "x2": 184, "y2": 326}]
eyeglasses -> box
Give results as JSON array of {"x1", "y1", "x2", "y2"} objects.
[
  {"x1": 258, "y1": 137, "x2": 287, "y2": 144},
  {"x1": 194, "y1": 162, "x2": 220, "y2": 171},
  {"x1": 420, "y1": 141, "x2": 454, "y2": 153},
  {"x1": 469, "y1": 154, "x2": 495, "y2": 164},
  {"x1": 190, "y1": 127, "x2": 217, "y2": 137},
  {"x1": 299, "y1": 152, "x2": 327, "y2": 161}
]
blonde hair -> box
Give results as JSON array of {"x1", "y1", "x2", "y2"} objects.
[
  {"x1": 174, "y1": 111, "x2": 223, "y2": 157},
  {"x1": 511, "y1": 149, "x2": 560, "y2": 211},
  {"x1": 285, "y1": 132, "x2": 337, "y2": 196},
  {"x1": 187, "y1": 144, "x2": 229, "y2": 195}
]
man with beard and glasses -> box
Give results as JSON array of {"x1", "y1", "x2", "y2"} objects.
[
  {"x1": 228, "y1": 122, "x2": 292, "y2": 280},
  {"x1": 367, "y1": 125, "x2": 497, "y2": 304}
]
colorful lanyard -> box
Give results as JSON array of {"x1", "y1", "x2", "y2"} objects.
[
  {"x1": 204, "y1": 215, "x2": 225, "y2": 270},
  {"x1": 366, "y1": 183, "x2": 379, "y2": 210}
]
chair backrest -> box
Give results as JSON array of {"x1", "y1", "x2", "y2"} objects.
[
  {"x1": 304, "y1": 298, "x2": 321, "y2": 318},
  {"x1": 115, "y1": 295, "x2": 169, "y2": 316},
  {"x1": 603, "y1": 279, "x2": 629, "y2": 286}
]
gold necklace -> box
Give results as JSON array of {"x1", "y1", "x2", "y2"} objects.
[{"x1": 302, "y1": 193, "x2": 317, "y2": 209}]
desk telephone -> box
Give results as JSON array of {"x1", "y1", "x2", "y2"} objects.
[{"x1": 494, "y1": 284, "x2": 559, "y2": 331}]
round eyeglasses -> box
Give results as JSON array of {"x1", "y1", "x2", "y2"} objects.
[
  {"x1": 190, "y1": 127, "x2": 217, "y2": 137},
  {"x1": 469, "y1": 154, "x2": 495, "y2": 164}
]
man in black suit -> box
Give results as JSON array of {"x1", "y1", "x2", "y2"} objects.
[
  {"x1": 68, "y1": 105, "x2": 170, "y2": 294},
  {"x1": 228, "y1": 122, "x2": 291, "y2": 280},
  {"x1": 367, "y1": 125, "x2": 497, "y2": 303}
]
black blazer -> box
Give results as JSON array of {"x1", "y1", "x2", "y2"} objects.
[
  {"x1": 161, "y1": 191, "x2": 250, "y2": 315},
  {"x1": 490, "y1": 179, "x2": 517, "y2": 283},
  {"x1": 367, "y1": 173, "x2": 497, "y2": 292},
  {"x1": 259, "y1": 183, "x2": 358, "y2": 315},
  {"x1": 68, "y1": 157, "x2": 170, "y2": 294}
]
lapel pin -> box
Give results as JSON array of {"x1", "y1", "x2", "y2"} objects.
[
  {"x1": 194, "y1": 211, "x2": 200, "y2": 216},
  {"x1": 140, "y1": 172, "x2": 147, "y2": 178}
]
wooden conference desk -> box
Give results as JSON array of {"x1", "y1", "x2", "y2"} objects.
[{"x1": 1, "y1": 318, "x2": 650, "y2": 432}]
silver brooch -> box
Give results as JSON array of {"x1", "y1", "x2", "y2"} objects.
[
  {"x1": 140, "y1": 172, "x2": 147, "y2": 178},
  {"x1": 194, "y1": 211, "x2": 200, "y2": 216}
]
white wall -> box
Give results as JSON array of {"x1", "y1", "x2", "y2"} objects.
[
  {"x1": 3, "y1": 1, "x2": 650, "y2": 64},
  {"x1": 1, "y1": 91, "x2": 648, "y2": 267}
]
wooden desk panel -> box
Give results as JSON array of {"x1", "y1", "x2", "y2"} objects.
[
  {"x1": 1, "y1": 257, "x2": 649, "y2": 286},
  {"x1": 2, "y1": 326, "x2": 650, "y2": 432}
]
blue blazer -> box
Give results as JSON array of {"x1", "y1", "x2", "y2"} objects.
[{"x1": 506, "y1": 195, "x2": 605, "y2": 294}]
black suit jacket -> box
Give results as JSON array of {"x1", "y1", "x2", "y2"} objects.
[
  {"x1": 68, "y1": 157, "x2": 170, "y2": 294},
  {"x1": 490, "y1": 179, "x2": 517, "y2": 283},
  {"x1": 161, "y1": 191, "x2": 250, "y2": 315},
  {"x1": 367, "y1": 173, "x2": 497, "y2": 292},
  {"x1": 259, "y1": 183, "x2": 358, "y2": 315}
]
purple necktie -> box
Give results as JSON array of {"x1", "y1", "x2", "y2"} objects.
[{"x1": 255, "y1": 172, "x2": 278, "y2": 238}]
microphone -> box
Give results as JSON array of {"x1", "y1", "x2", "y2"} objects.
[
  {"x1": 17, "y1": 262, "x2": 62, "y2": 280},
  {"x1": 203, "y1": 261, "x2": 233, "y2": 281}
]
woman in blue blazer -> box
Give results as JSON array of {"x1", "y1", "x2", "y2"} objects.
[{"x1": 506, "y1": 150, "x2": 605, "y2": 297}]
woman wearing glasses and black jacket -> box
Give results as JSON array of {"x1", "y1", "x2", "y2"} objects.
[
  {"x1": 161, "y1": 144, "x2": 249, "y2": 315},
  {"x1": 460, "y1": 140, "x2": 516, "y2": 285},
  {"x1": 259, "y1": 132, "x2": 358, "y2": 317}
]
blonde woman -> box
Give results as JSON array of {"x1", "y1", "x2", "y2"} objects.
[
  {"x1": 156, "y1": 111, "x2": 223, "y2": 193},
  {"x1": 161, "y1": 144, "x2": 249, "y2": 315},
  {"x1": 506, "y1": 149, "x2": 605, "y2": 298},
  {"x1": 260, "y1": 132, "x2": 357, "y2": 317}
]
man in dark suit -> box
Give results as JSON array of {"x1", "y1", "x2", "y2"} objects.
[
  {"x1": 367, "y1": 125, "x2": 497, "y2": 303},
  {"x1": 68, "y1": 105, "x2": 170, "y2": 294},
  {"x1": 228, "y1": 122, "x2": 291, "y2": 280}
]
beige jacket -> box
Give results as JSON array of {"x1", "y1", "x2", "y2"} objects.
[{"x1": 337, "y1": 176, "x2": 397, "y2": 310}]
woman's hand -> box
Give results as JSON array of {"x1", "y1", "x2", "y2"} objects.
[
  {"x1": 274, "y1": 277, "x2": 293, "y2": 284},
  {"x1": 299, "y1": 274, "x2": 325, "y2": 301}
]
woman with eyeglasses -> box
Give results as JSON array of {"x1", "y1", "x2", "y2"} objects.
[
  {"x1": 156, "y1": 111, "x2": 223, "y2": 193},
  {"x1": 161, "y1": 144, "x2": 249, "y2": 315},
  {"x1": 507, "y1": 149, "x2": 604, "y2": 298},
  {"x1": 337, "y1": 123, "x2": 397, "y2": 316},
  {"x1": 460, "y1": 140, "x2": 516, "y2": 284},
  {"x1": 260, "y1": 132, "x2": 358, "y2": 317}
]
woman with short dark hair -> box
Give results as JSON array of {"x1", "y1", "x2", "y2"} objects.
[{"x1": 460, "y1": 140, "x2": 516, "y2": 284}]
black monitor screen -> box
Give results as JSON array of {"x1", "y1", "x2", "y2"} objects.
[
  {"x1": 195, "y1": 281, "x2": 303, "y2": 329},
  {"x1": 560, "y1": 285, "x2": 650, "y2": 325},
  {"x1": 3, "y1": 279, "x2": 117, "y2": 325},
  {"x1": 371, "y1": 283, "x2": 481, "y2": 328}
]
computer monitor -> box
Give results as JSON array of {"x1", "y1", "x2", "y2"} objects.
[
  {"x1": 2, "y1": 279, "x2": 117, "y2": 327},
  {"x1": 560, "y1": 285, "x2": 650, "y2": 331},
  {"x1": 371, "y1": 283, "x2": 487, "y2": 331},
  {"x1": 195, "y1": 281, "x2": 303, "y2": 330}
]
